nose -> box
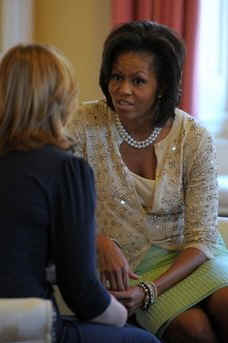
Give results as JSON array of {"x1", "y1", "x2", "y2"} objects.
[{"x1": 118, "y1": 80, "x2": 132, "y2": 95}]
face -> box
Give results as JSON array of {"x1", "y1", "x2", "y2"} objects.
[{"x1": 108, "y1": 51, "x2": 158, "y2": 121}]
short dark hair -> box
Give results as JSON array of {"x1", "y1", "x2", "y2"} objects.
[
  {"x1": 0, "y1": 44, "x2": 78, "y2": 154},
  {"x1": 99, "y1": 20, "x2": 186, "y2": 127}
]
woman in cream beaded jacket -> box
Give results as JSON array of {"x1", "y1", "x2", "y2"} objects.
[{"x1": 68, "y1": 21, "x2": 228, "y2": 342}]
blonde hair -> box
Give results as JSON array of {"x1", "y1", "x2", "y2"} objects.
[{"x1": 0, "y1": 43, "x2": 78, "y2": 153}]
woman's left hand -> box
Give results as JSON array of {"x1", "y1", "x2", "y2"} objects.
[{"x1": 111, "y1": 286, "x2": 145, "y2": 316}]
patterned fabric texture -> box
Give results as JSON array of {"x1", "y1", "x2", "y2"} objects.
[{"x1": 0, "y1": 298, "x2": 54, "y2": 343}]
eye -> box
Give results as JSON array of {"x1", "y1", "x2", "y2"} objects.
[
  {"x1": 133, "y1": 77, "x2": 147, "y2": 86},
  {"x1": 110, "y1": 73, "x2": 122, "y2": 81}
]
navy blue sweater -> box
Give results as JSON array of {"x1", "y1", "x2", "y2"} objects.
[{"x1": 0, "y1": 145, "x2": 110, "y2": 320}]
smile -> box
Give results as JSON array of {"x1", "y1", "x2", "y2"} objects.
[{"x1": 117, "y1": 99, "x2": 134, "y2": 106}]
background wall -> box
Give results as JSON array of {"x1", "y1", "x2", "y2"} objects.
[
  {"x1": 34, "y1": 0, "x2": 111, "y2": 102},
  {"x1": 0, "y1": 0, "x2": 33, "y2": 51}
]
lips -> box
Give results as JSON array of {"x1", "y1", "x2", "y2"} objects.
[
  {"x1": 118, "y1": 99, "x2": 134, "y2": 106},
  {"x1": 114, "y1": 99, "x2": 134, "y2": 111}
]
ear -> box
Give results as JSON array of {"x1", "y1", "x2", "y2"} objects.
[{"x1": 157, "y1": 83, "x2": 167, "y2": 99}]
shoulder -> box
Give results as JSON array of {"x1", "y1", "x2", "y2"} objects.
[
  {"x1": 70, "y1": 99, "x2": 111, "y2": 128},
  {"x1": 173, "y1": 110, "x2": 216, "y2": 165},
  {"x1": 41, "y1": 145, "x2": 93, "y2": 174},
  {"x1": 175, "y1": 108, "x2": 213, "y2": 142},
  {"x1": 79, "y1": 99, "x2": 109, "y2": 115}
]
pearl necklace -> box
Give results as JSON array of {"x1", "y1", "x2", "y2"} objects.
[{"x1": 115, "y1": 114, "x2": 161, "y2": 149}]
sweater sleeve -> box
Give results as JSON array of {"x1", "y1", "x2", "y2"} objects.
[
  {"x1": 54, "y1": 156, "x2": 110, "y2": 320},
  {"x1": 183, "y1": 125, "x2": 220, "y2": 258}
]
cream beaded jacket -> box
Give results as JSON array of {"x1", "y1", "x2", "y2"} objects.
[{"x1": 68, "y1": 100, "x2": 220, "y2": 270}]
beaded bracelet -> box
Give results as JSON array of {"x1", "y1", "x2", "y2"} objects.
[
  {"x1": 138, "y1": 282, "x2": 150, "y2": 311},
  {"x1": 138, "y1": 281, "x2": 158, "y2": 311},
  {"x1": 151, "y1": 282, "x2": 158, "y2": 300},
  {"x1": 110, "y1": 238, "x2": 122, "y2": 249},
  {"x1": 146, "y1": 282, "x2": 158, "y2": 305}
]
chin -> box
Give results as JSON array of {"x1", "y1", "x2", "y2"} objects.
[{"x1": 118, "y1": 112, "x2": 140, "y2": 121}]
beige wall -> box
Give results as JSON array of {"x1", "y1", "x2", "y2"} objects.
[{"x1": 34, "y1": 0, "x2": 110, "y2": 102}]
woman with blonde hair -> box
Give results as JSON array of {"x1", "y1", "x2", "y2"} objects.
[{"x1": 0, "y1": 44, "x2": 160, "y2": 343}]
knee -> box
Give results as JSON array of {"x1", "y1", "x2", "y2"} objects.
[
  {"x1": 207, "y1": 286, "x2": 228, "y2": 319},
  {"x1": 178, "y1": 319, "x2": 212, "y2": 342},
  {"x1": 164, "y1": 308, "x2": 215, "y2": 343}
]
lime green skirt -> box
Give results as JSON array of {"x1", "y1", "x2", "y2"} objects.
[{"x1": 131, "y1": 244, "x2": 228, "y2": 338}]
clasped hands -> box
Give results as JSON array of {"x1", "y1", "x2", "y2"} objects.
[{"x1": 97, "y1": 235, "x2": 145, "y2": 316}]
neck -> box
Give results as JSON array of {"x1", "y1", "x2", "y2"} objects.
[{"x1": 119, "y1": 117, "x2": 154, "y2": 139}]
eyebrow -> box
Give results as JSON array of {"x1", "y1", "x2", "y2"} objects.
[{"x1": 112, "y1": 68, "x2": 148, "y2": 76}]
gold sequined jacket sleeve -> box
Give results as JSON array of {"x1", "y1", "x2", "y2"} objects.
[{"x1": 179, "y1": 113, "x2": 219, "y2": 257}]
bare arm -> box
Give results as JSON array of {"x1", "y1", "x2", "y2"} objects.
[{"x1": 154, "y1": 247, "x2": 207, "y2": 296}]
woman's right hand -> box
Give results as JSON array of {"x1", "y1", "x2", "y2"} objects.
[{"x1": 97, "y1": 234, "x2": 139, "y2": 291}]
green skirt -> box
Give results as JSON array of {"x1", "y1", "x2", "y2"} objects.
[{"x1": 131, "y1": 244, "x2": 228, "y2": 338}]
